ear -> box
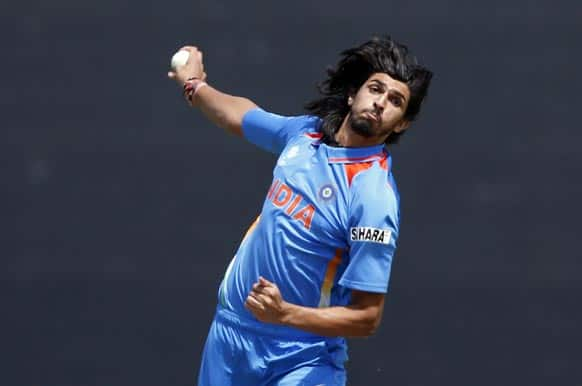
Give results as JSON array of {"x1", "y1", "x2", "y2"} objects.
[
  {"x1": 393, "y1": 119, "x2": 410, "y2": 134},
  {"x1": 347, "y1": 96, "x2": 354, "y2": 106}
]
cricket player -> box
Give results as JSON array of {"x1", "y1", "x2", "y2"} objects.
[{"x1": 168, "y1": 36, "x2": 432, "y2": 385}]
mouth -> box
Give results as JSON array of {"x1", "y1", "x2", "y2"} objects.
[{"x1": 363, "y1": 111, "x2": 380, "y2": 123}]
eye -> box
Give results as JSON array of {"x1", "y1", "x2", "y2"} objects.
[
  {"x1": 389, "y1": 95, "x2": 403, "y2": 107},
  {"x1": 369, "y1": 85, "x2": 382, "y2": 93}
]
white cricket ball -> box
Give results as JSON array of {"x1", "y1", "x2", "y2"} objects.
[{"x1": 170, "y1": 50, "x2": 190, "y2": 70}]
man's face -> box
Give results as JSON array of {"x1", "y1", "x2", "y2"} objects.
[{"x1": 347, "y1": 72, "x2": 411, "y2": 141}]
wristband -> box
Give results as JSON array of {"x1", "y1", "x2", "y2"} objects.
[{"x1": 183, "y1": 78, "x2": 208, "y2": 106}]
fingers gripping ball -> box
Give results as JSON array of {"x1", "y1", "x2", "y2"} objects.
[{"x1": 171, "y1": 50, "x2": 190, "y2": 71}]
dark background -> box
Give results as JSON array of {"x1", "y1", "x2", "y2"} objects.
[{"x1": 2, "y1": 0, "x2": 581, "y2": 385}]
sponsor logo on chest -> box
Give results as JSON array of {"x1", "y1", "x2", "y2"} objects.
[{"x1": 350, "y1": 227, "x2": 392, "y2": 244}]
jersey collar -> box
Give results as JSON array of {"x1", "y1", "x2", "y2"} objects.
[{"x1": 320, "y1": 143, "x2": 388, "y2": 164}]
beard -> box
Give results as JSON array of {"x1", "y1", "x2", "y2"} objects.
[{"x1": 347, "y1": 113, "x2": 375, "y2": 138}]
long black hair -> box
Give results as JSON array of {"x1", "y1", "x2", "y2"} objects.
[{"x1": 305, "y1": 36, "x2": 433, "y2": 145}]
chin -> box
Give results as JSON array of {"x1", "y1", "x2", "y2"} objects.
[{"x1": 349, "y1": 116, "x2": 375, "y2": 138}]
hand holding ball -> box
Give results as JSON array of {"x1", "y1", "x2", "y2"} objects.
[
  {"x1": 171, "y1": 50, "x2": 190, "y2": 71},
  {"x1": 168, "y1": 46, "x2": 206, "y2": 84}
]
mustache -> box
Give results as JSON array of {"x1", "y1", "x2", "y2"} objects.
[{"x1": 362, "y1": 109, "x2": 381, "y2": 121}]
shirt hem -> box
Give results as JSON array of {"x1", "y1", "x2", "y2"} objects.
[
  {"x1": 338, "y1": 279, "x2": 388, "y2": 293},
  {"x1": 215, "y1": 305, "x2": 342, "y2": 342}
]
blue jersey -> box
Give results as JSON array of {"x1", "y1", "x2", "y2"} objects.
[{"x1": 217, "y1": 108, "x2": 400, "y2": 339}]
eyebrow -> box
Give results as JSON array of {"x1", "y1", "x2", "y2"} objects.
[{"x1": 370, "y1": 79, "x2": 408, "y2": 103}]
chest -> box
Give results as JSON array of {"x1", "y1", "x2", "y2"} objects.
[{"x1": 263, "y1": 138, "x2": 350, "y2": 248}]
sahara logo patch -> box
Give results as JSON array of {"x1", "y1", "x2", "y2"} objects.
[{"x1": 350, "y1": 227, "x2": 392, "y2": 244}]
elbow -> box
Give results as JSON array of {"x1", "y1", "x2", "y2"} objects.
[
  {"x1": 350, "y1": 322, "x2": 377, "y2": 338},
  {"x1": 364, "y1": 306, "x2": 384, "y2": 336},
  {"x1": 214, "y1": 111, "x2": 241, "y2": 136},
  {"x1": 224, "y1": 121, "x2": 243, "y2": 136},
  {"x1": 223, "y1": 97, "x2": 257, "y2": 136},
  {"x1": 364, "y1": 318, "x2": 381, "y2": 337},
  {"x1": 355, "y1": 313, "x2": 382, "y2": 338},
  {"x1": 347, "y1": 291, "x2": 386, "y2": 337},
  {"x1": 220, "y1": 105, "x2": 256, "y2": 136}
]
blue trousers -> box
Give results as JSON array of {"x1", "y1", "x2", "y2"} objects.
[{"x1": 197, "y1": 307, "x2": 347, "y2": 386}]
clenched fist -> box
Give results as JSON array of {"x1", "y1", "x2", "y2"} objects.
[{"x1": 244, "y1": 276, "x2": 290, "y2": 324}]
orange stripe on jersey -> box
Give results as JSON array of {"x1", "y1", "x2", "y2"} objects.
[
  {"x1": 241, "y1": 215, "x2": 260, "y2": 243},
  {"x1": 344, "y1": 162, "x2": 374, "y2": 187},
  {"x1": 379, "y1": 157, "x2": 389, "y2": 170},
  {"x1": 318, "y1": 248, "x2": 343, "y2": 308}
]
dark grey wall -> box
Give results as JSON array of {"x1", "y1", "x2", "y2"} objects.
[{"x1": 2, "y1": 1, "x2": 581, "y2": 385}]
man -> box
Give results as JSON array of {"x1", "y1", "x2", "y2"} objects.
[{"x1": 168, "y1": 36, "x2": 432, "y2": 385}]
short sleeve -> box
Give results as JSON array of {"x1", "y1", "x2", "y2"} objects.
[
  {"x1": 338, "y1": 179, "x2": 400, "y2": 293},
  {"x1": 241, "y1": 108, "x2": 315, "y2": 154}
]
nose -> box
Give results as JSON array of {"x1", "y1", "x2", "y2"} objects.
[{"x1": 373, "y1": 96, "x2": 386, "y2": 113}]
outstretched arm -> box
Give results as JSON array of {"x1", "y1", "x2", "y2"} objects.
[
  {"x1": 168, "y1": 46, "x2": 257, "y2": 136},
  {"x1": 245, "y1": 277, "x2": 385, "y2": 338}
]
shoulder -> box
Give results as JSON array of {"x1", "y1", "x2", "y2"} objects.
[
  {"x1": 285, "y1": 114, "x2": 321, "y2": 135},
  {"x1": 243, "y1": 108, "x2": 320, "y2": 130},
  {"x1": 241, "y1": 108, "x2": 321, "y2": 154},
  {"x1": 348, "y1": 158, "x2": 400, "y2": 222}
]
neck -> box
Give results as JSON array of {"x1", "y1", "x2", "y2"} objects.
[{"x1": 334, "y1": 114, "x2": 385, "y2": 148}]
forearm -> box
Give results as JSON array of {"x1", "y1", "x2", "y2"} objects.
[
  {"x1": 192, "y1": 84, "x2": 257, "y2": 136},
  {"x1": 246, "y1": 278, "x2": 385, "y2": 338},
  {"x1": 168, "y1": 46, "x2": 257, "y2": 136},
  {"x1": 280, "y1": 302, "x2": 380, "y2": 338}
]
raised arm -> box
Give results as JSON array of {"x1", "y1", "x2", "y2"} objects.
[{"x1": 168, "y1": 46, "x2": 257, "y2": 136}]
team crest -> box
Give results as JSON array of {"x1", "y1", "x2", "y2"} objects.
[{"x1": 318, "y1": 184, "x2": 335, "y2": 201}]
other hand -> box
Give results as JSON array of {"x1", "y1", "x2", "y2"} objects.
[{"x1": 244, "y1": 276, "x2": 288, "y2": 324}]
